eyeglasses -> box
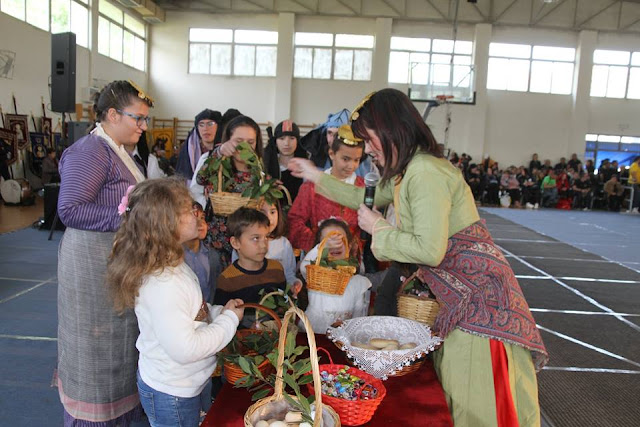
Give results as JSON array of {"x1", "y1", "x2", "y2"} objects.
[
  {"x1": 198, "y1": 121, "x2": 217, "y2": 129},
  {"x1": 117, "y1": 110, "x2": 151, "y2": 127}
]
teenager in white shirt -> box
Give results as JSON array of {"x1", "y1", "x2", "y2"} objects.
[{"x1": 106, "y1": 178, "x2": 244, "y2": 427}]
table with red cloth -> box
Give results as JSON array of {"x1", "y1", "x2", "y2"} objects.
[{"x1": 202, "y1": 333, "x2": 453, "y2": 426}]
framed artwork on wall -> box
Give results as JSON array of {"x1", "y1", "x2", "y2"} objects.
[
  {"x1": 0, "y1": 128, "x2": 18, "y2": 166},
  {"x1": 151, "y1": 128, "x2": 175, "y2": 159},
  {"x1": 5, "y1": 114, "x2": 30, "y2": 150}
]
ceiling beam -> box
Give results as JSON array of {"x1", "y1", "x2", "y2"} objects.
[
  {"x1": 423, "y1": 0, "x2": 448, "y2": 21},
  {"x1": 335, "y1": 0, "x2": 358, "y2": 15},
  {"x1": 381, "y1": 0, "x2": 403, "y2": 17},
  {"x1": 533, "y1": 0, "x2": 569, "y2": 25},
  {"x1": 472, "y1": 3, "x2": 488, "y2": 21},
  {"x1": 577, "y1": 0, "x2": 618, "y2": 27},
  {"x1": 240, "y1": 0, "x2": 271, "y2": 11},
  {"x1": 495, "y1": 0, "x2": 519, "y2": 22},
  {"x1": 289, "y1": 0, "x2": 313, "y2": 12}
]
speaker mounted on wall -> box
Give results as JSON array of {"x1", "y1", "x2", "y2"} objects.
[{"x1": 51, "y1": 32, "x2": 76, "y2": 113}]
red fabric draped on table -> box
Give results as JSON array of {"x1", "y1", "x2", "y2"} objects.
[{"x1": 202, "y1": 334, "x2": 452, "y2": 426}]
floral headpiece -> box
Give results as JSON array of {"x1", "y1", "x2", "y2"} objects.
[
  {"x1": 117, "y1": 185, "x2": 136, "y2": 216},
  {"x1": 337, "y1": 124, "x2": 362, "y2": 146},
  {"x1": 350, "y1": 91, "x2": 376, "y2": 121},
  {"x1": 128, "y1": 80, "x2": 154, "y2": 107}
]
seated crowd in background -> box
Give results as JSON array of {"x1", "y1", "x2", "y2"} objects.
[{"x1": 454, "y1": 151, "x2": 638, "y2": 213}]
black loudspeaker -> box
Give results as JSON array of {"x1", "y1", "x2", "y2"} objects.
[{"x1": 51, "y1": 32, "x2": 76, "y2": 113}]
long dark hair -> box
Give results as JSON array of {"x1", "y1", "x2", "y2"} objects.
[
  {"x1": 222, "y1": 115, "x2": 264, "y2": 160},
  {"x1": 263, "y1": 133, "x2": 308, "y2": 180},
  {"x1": 90, "y1": 80, "x2": 153, "y2": 132},
  {"x1": 350, "y1": 88, "x2": 442, "y2": 185}
]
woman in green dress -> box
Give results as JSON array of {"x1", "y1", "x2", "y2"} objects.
[{"x1": 289, "y1": 88, "x2": 548, "y2": 427}]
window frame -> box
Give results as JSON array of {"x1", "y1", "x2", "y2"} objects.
[
  {"x1": 388, "y1": 36, "x2": 473, "y2": 89},
  {"x1": 188, "y1": 28, "x2": 278, "y2": 77},
  {"x1": 591, "y1": 49, "x2": 640, "y2": 100},
  {"x1": 1, "y1": 0, "x2": 90, "y2": 48},
  {"x1": 293, "y1": 32, "x2": 375, "y2": 81},
  {"x1": 97, "y1": 0, "x2": 147, "y2": 71},
  {"x1": 488, "y1": 42, "x2": 576, "y2": 95}
]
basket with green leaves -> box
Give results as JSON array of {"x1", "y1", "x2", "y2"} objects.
[
  {"x1": 306, "y1": 231, "x2": 358, "y2": 296},
  {"x1": 396, "y1": 271, "x2": 440, "y2": 327},
  {"x1": 204, "y1": 141, "x2": 283, "y2": 216},
  {"x1": 242, "y1": 306, "x2": 341, "y2": 427},
  {"x1": 219, "y1": 303, "x2": 282, "y2": 385}
]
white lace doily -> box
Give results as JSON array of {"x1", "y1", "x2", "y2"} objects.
[{"x1": 326, "y1": 316, "x2": 443, "y2": 380}]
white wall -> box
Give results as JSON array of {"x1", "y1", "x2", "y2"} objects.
[
  {"x1": 0, "y1": 13, "x2": 146, "y2": 122},
  {"x1": 148, "y1": 12, "x2": 278, "y2": 122}
]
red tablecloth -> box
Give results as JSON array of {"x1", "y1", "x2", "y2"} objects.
[{"x1": 202, "y1": 334, "x2": 453, "y2": 426}]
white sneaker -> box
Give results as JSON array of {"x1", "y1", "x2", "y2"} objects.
[
  {"x1": 632, "y1": 207, "x2": 639, "y2": 214},
  {"x1": 526, "y1": 202, "x2": 534, "y2": 209},
  {"x1": 583, "y1": 207, "x2": 590, "y2": 211},
  {"x1": 534, "y1": 203, "x2": 539, "y2": 209}
]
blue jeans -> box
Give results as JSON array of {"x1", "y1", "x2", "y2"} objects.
[{"x1": 137, "y1": 371, "x2": 206, "y2": 427}]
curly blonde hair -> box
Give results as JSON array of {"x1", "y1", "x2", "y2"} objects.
[{"x1": 107, "y1": 178, "x2": 194, "y2": 313}]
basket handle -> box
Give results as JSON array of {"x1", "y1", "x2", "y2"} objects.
[
  {"x1": 216, "y1": 158, "x2": 224, "y2": 194},
  {"x1": 274, "y1": 306, "x2": 323, "y2": 427},
  {"x1": 279, "y1": 185, "x2": 293, "y2": 206},
  {"x1": 396, "y1": 271, "x2": 420, "y2": 296},
  {"x1": 259, "y1": 290, "x2": 295, "y2": 309},
  {"x1": 314, "y1": 231, "x2": 349, "y2": 267},
  {"x1": 237, "y1": 303, "x2": 282, "y2": 332},
  {"x1": 316, "y1": 347, "x2": 334, "y2": 365}
]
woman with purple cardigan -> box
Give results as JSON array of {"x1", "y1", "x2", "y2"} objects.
[{"x1": 56, "y1": 80, "x2": 152, "y2": 427}]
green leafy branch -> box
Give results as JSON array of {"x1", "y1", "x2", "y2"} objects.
[
  {"x1": 313, "y1": 247, "x2": 359, "y2": 270},
  {"x1": 233, "y1": 329, "x2": 315, "y2": 424},
  {"x1": 235, "y1": 141, "x2": 284, "y2": 206}
]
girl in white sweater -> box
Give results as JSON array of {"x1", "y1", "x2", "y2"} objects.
[{"x1": 107, "y1": 178, "x2": 244, "y2": 427}]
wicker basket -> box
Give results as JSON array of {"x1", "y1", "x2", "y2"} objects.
[
  {"x1": 244, "y1": 306, "x2": 342, "y2": 427},
  {"x1": 258, "y1": 290, "x2": 299, "y2": 336},
  {"x1": 396, "y1": 272, "x2": 440, "y2": 327},
  {"x1": 209, "y1": 161, "x2": 259, "y2": 217},
  {"x1": 306, "y1": 233, "x2": 356, "y2": 296},
  {"x1": 307, "y1": 348, "x2": 386, "y2": 426},
  {"x1": 223, "y1": 303, "x2": 282, "y2": 386}
]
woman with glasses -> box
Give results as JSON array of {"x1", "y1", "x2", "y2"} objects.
[
  {"x1": 56, "y1": 80, "x2": 153, "y2": 427},
  {"x1": 175, "y1": 109, "x2": 222, "y2": 185}
]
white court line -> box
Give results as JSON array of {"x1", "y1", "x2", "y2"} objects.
[
  {"x1": 0, "y1": 276, "x2": 54, "y2": 283},
  {"x1": 530, "y1": 308, "x2": 640, "y2": 317},
  {"x1": 543, "y1": 367, "x2": 640, "y2": 374},
  {"x1": 0, "y1": 334, "x2": 57, "y2": 341},
  {"x1": 504, "y1": 255, "x2": 617, "y2": 263},
  {"x1": 493, "y1": 238, "x2": 559, "y2": 244},
  {"x1": 537, "y1": 325, "x2": 640, "y2": 368},
  {"x1": 0, "y1": 279, "x2": 54, "y2": 304},
  {"x1": 515, "y1": 274, "x2": 640, "y2": 284},
  {"x1": 499, "y1": 246, "x2": 640, "y2": 333}
]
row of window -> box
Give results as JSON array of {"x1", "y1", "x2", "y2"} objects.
[
  {"x1": 1, "y1": 0, "x2": 146, "y2": 71},
  {"x1": 187, "y1": 28, "x2": 640, "y2": 101}
]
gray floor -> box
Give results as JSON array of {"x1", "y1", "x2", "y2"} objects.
[
  {"x1": 481, "y1": 208, "x2": 640, "y2": 427},
  {"x1": 1, "y1": 210, "x2": 639, "y2": 426}
]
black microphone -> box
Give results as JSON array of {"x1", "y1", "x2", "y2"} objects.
[{"x1": 361, "y1": 171, "x2": 380, "y2": 240}]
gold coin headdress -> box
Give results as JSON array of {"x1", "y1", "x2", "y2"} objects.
[
  {"x1": 350, "y1": 91, "x2": 376, "y2": 121},
  {"x1": 128, "y1": 80, "x2": 155, "y2": 107},
  {"x1": 337, "y1": 124, "x2": 362, "y2": 146}
]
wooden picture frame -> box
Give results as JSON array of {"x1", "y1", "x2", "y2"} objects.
[
  {"x1": 151, "y1": 128, "x2": 175, "y2": 159},
  {"x1": 0, "y1": 127, "x2": 18, "y2": 166},
  {"x1": 41, "y1": 117, "x2": 53, "y2": 148},
  {"x1": 30, "y1": 132, "x2": 47, "y2": 160},
  {"x1": 5, "y1": 114, "x2": 29, "y2": 150}
]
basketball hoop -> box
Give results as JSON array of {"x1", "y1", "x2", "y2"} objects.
[{"x1": 435, "y1": 94, "x2": 455, "y2": 104}]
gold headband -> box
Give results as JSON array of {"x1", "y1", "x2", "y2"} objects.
[
  {"x1": 337, "y1": 124, "x2": 362, "y2": 146},
  {"x1": 350, "y1": 91, "x2": 376, "y2": 121},
  {"x1": 128, "y1": 80, "x2": 154, "y2": 107}
]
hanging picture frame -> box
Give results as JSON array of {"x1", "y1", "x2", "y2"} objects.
[
  {"x1": 151, "y1": 128, "x2": 174, "y2": 159},
  {"x1": 30, "y1": 132, "x2": 47, "y2": 160},
  {"x1": 41, "y1": 117, "x2": 53, "y2": 148},
  {"x1": 5, "y1": 114, "x2": 29, "y2": 150},
  {"x1": 0, "y1": 128, "x2": 18, "y2": 166}
]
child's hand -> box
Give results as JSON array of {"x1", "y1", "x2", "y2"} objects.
[
  {"x1": 326, "y1": 233, "x2": 346, "y2": 259},
  {"x1": 224, "y1": 299, "x2": 244, "y2": 322}
]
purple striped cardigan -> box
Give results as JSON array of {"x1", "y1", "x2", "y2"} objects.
[{"x1": 58, "y1": 134, "x2": 138, "y2": 232}]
